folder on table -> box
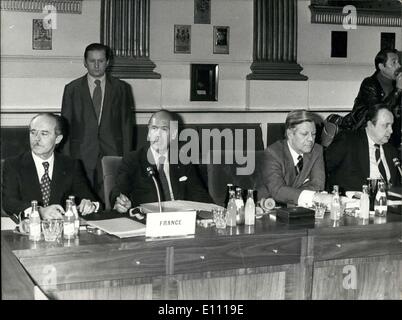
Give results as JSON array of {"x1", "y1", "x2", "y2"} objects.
[{"x1": 86, "y1": 218, "x2": 145, "y2": 238}]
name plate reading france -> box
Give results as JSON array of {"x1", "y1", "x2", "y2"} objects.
[{"x1": 145, "y1": 211, "x2": 196, "y2": 238}]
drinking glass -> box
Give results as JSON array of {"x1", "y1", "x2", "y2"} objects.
[
  {"x1": 41, "y1": 219, "x2": 63, "y2": 242},
  {"x1": 213, "y1": 208, "x2": 227, "y2": 229},
  {"x1": 313, "y1": 201, "x2": 326, "y2": 219}
]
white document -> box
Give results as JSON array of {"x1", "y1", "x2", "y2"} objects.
[
  {"x1": 1, "y1": 217, "x2": 17, "y2": 230},
  {"x1": 140, "y1": 200, "x2": 223, "y2": 213},
  {"x1": 86, "y1": 218, "x2": 145, "y2": 238}
]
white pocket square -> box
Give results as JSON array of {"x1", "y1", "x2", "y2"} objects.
[
  {"x1": 179, "y1": 176, "x2": 188, "y2": 182},
  {"x1": 303, "y1": 178, "x2": 310, "y2": 184}
]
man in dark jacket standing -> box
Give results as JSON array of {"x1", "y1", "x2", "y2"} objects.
[
  {"x1": 61, "y1": 43, "x2": 134, "y2": 203},
  {"x1": 343, "y1": 49, "x2": 402, "y2": 149}
]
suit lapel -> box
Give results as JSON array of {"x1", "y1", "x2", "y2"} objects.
[
  {"x1": 141, "y1": 147, "x2": 158, "y2": 195},
  {"x1": 383, "y1": 144, "x2": 398, "y2": 184},
  {"x1": 295, "y1": 149, "x2": 313, "y2": 187},
  {"x1": 21, "y1": 153, "x2": 43, "y2": 205},
  {"x1": 49, "y1": 153, "x2": 66, "y2": 205},
  {"x1": 169, "y1": 162, "x2": 181, "y2": 200},
  {"x1": 100, "y1": 76, "x2": 113, "y2": 125},
  {"x1": 142, "y1": 147, "x2": 156, "y2": 173},
  {"x1": 282, "y1": 141, "x2": 297, "y2": 187},
  {"x1": 359, "y1": 130, "x2": 370, "y2": 179},
  {"x1": 81, "y1": 75, "x2": 98, "y2": 121}
]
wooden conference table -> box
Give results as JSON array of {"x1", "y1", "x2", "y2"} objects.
[{"x1": 2, "y1": 206, "x2": 402, "y2": 300}]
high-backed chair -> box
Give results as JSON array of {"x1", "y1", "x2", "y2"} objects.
[
  {"x1": 206, "y1": 150, "x2": 265, "y2": 206},
  {"x1": 101, "y1": 156, "x2": 123, "y2": 209},
  {"x1": 1, "y1": 158, "x2": 6, "y2": 216}
]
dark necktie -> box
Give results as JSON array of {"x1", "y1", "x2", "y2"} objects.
[
  {"x1": 92, "y1": 79, "x2": 102, "y2": 120},
  {"x1": 157, "y1": 156, "x2": 171, "y2": 201},
  {"x1": 295, "y1": 155, "x2": 303, "y2": 175},
  {"x1": 40, "y1": 162, "x2": 51, "y2": 207},
  {"x1": 374, "y1": 144, "x2": 387, "y2": 181}
]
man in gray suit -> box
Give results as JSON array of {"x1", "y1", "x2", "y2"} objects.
[
  {"x1": 256, "y1": 110, "x2": 331, "y2": 207},
  {"x1": 61, "y1": 43, "x2": 134, "y2": 203}
]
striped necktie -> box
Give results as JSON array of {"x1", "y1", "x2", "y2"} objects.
[
  {"x1": 295, "y1": 155, "x2": 303, "y2": 175},
  {"x1": 374, "y1": 144, "x2": 387, "y2": 181}
]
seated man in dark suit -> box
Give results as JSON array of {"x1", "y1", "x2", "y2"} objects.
[
  {"x1": 2, "y1": 113, "x2": 99, "y2": 221},
  {"x1": 326, "y1": 104, "x2": 401, "y2": 193},
  {"x1": 111, "y1": 110, "x2": 213, "y2": 213},
  {"x1": 256, "y1": 110, "x2": 331, "y2": 207}
]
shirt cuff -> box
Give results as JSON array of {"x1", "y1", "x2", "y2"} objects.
[
  {"x1": 92, "y1": 202, "x2": 100, "y2": 213},
  {"x1": 23, "y1": 207, "x2": 32, "y2": 217},
  {"x1": 297, "y1": 190, "x2": 316, "y2": 208}
]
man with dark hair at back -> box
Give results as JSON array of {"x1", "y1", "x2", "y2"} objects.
[
  {"x1": 2, "y1": 113, "x2": 99, "y2": 221},
  {"x1": 256, "y1": 110, "x2": 332, "y2": 208},
  {"x1": 326, "y1": 104, "x2": 401, "y2": 193},
  {"x1": 61, "y1": 43, "x2": 134, "y2": 203},
  {"x1": 111, "y1": 110, "x2": 213, "y2": 213},
  {"x1": 342, "y1": 49, "x2": 402, "y2": 148}
]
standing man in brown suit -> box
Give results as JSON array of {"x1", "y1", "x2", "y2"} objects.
[{"x1": 61, "y1": 43, "x2": 134, "y2": 203}]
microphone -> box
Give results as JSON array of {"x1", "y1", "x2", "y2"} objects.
[
  {"x1": 146, "y1": 167, "x2": 162, "y2": 213},
  {"x1": 259, "y1": 198, "x2": 276, "y2": 211},
  {"x1": 393, "y1": 158, "x2": 402, "y2": 177}
]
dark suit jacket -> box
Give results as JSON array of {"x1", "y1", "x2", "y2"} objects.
[
  {"x1": 110, "y1": 147, "x2": 213, "y2": 208},
  {"x1": 325, "y1": 129, "x2": 400, "y2": 193},
  {"x1": 61, "y1": 74, "x2": 134, "y2": 176},
  {"x1": 2, "y1": 152, "x2": 97, "y2": 215},
  {"x1": 346, "y1": 72, "x2": 401, "y2": 147},
  {"x1": 256, "y1": 140, "x2": 325, "y2": 205}
]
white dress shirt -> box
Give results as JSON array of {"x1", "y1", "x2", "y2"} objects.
[{"x1": 32, "y1": 152, "x2": 54, "y2": 182}]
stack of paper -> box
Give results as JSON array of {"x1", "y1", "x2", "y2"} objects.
[
  {"x1": 1, "y1": 217, "x2": 17, "y2": 231},
  {"x1": 86, "y1": 218, "x2": 145, "y2": 238}
]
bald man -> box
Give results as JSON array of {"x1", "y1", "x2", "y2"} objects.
[
  {"x1": 2, "y1": 113, "x2": 99, "y2": 221},
  {"x1": 111, "y1": 110, "x2": 213, "y2": 212}
]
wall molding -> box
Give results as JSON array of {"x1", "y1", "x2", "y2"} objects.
[
  {"x1": 0, "y1": 106, "x2": 352, "y2": 115},
  {"x1": 1, "y1": 55, "x2": 83, "y2": 63},
  {"x1": 0, "y1": 0, "x2": 83, "y2": 14}
]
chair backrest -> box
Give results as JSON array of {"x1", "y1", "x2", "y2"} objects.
[
  {"x1": 101, "y1": 156, "x2": 123, "y2": 209},
  {"x1": 206, "y1": 150, "x2": 265, "y2": 206},
  {"x1": 266, "y1": 123, "x2": 286, "y2": 147},
  {"x1": 1, "y1": 159, "x2": 6, "y2": 216}
]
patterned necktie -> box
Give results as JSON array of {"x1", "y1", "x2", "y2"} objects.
[
  {"x1": 157, "y1": 156, "x2": 171, "y2": 201},
  {"x1": 40, "y1": 161, "x2": 51, "y2": 207},
  {"x1": 295, "y1": 155, "x2": 303, "y2": 175},
  {"x1": 92, "y1": 79, "x2": 102, "y2": 120},
  {"x1": 374, "y1": 144, "x2": 387, "y2": 181}
]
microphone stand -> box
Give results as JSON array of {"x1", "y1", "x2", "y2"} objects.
[
  {"x1": 393, "y1": 158, "x2": 402, "y2": 177},
  {"x1": 147, "y1": 167, "x2": 162, "y2": 213}
]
